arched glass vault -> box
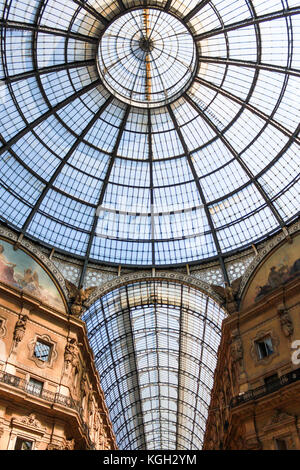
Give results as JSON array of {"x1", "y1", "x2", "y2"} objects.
[
  {"x1": 0, "y1": 0, "x2": 299, "y2": 281},
  {"x1": 83, "y1": 279, "x2": 226, "y2": 450}
]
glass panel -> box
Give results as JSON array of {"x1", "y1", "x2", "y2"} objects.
[
  {"x1": 83, "y1": 280, "x2": 227, "y2": 450},
  {"x1": 0, "y1": 0, "x2": 299, "y2": 268}
]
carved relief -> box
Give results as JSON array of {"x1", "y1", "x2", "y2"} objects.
[
  {"x1": 18, "y1": 413, "x2": 45, "y2": 430},
  {"x1": 11, "y1": 412, "x2": 47, "y2": 438},
  {"x1": 264, "y1": 409, "x2": 294, "y2": 429},
  {"x1": 28, "y1": 334, "x2": 58, "y2": 369},
  {"x1": 47, "y1": 438, "x2": 75, "y2": 450},
  {"x1": 65, "y1": 280, "x2": 97, "y2": 317},
  {"x1": 64, "y1": 338, "x2": 82, "y2": 368},
  {"x1": 230, "y1": 329, "x2": 243, "y2": 365},
  {"x1": 211, "y1": 277, "x2": 242, "y2": 314},
  {"x1": 13, "y1": 314, "x2": 28, "y2": 345},
  {"x1": 277, "y1": 304, "x2": 294, "y2": 338},
  {"x1": 0, "y1": 316, "x2": 7, "y2": 338}
]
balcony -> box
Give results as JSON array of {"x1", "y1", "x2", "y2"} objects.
[
  {"x1": 0, "y1": 369, "x2": 96, "y2": 448},
  {"x1": 230, "y1": 367, "x2": 300, "y2": 408},
  {"x1": 0, "y1": 370, "x2": 80, "y2": 411}
]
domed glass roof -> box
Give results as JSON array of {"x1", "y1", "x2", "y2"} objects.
[{"x1": 0, "y1": 0, "x2": 299, "y2": 268}]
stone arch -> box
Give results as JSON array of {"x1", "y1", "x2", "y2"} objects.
[
  {"x1": 85, "y1": 270, "x2": 225, "y2": 310},
  {"x1": 0, "y1": 225, "x2": 69, "y2": 312}
]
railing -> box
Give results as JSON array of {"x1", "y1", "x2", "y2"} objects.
[
  {"x1": 0, "y1": 370, "x2": 81, "y2": 411},
  {"x1": 0, "y1": 370, "x2": 96, "y2": 448},
  {"x1": 230, "y1": 367, "x2": 300, "y2": 408}
]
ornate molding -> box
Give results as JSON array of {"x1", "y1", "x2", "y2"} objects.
[
  {"x1": 84, "y1": 271, "x2": 224, "y2": 310},
  {"x1": 250, "y1": 329, "x2": 280, "y2": 366},
  {"x1": 11, "y1": 413, "x2": 46, "y2": 435},
  {"x1": 263, "y1": 409, "x2": 295, "y2": 433},
  {"x1": 0, "y1": 315, "x2": 7, "y2": 339},
  {"x1": 0, "y1": 224, "x2": 69, "y2": 307},
  {"x1": 28, "y1": 334, "x2": 58, "y2": 369}
]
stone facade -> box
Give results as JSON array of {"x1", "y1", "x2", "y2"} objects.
[
  {"x1": 203, "y1": 237, "x2": 300, "y2": 450},
  {"x1": 0, "y1": 281, "x2": 117, "y2": 450}
]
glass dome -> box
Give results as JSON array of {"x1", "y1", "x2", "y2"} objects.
[{"x1": 0, "y1": 0, "x2": 299, "y2": 268}]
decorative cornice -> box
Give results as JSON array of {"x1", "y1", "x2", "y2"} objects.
[
  {"x1": 263, "y1": 409, "x2": 295, "y2": 433},
  {"x1": 11, "y1": 413, "x2": 46, "y2": 435}
]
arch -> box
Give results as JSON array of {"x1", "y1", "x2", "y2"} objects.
[
  {"x1": 85, "y1": 270, "x2": 224, "y2": 309},
  {"x1": 240, "y1": 222, "x2": 300, "y2": 309},
  {"x1": 0, "y1": 225, "x2": 68, "y2": 312},
  {"x1": 82, "y1": 277, "x2": 227, "y2": 449}
]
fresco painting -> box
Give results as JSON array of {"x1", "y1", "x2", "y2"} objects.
[
  {"x1": 0, "y1": 239, "x2": 65, "y2": 312},
  {"x1": 242, "y1": 234, "x2": 300, "y2": 309}
]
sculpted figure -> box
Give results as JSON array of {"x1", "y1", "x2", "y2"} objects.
[
  {"x1": 65, "y1": 280, "x2": 97, "y2": 317},
  {"x1": 13, "y1": 314, "x2": 28, "y2": 344},
  {"x1": 230, "y1": 329, "x2": 243, "y2": 364},
  {"x1": 80, "y1": 372, "x2": 87, "y2": 397},
  {"x1": 211, "y1": 277, "x2": 242, "y2": 314},
  {"x1": 278, "y1": 305, "x2": 294, "y2": 337},
  {"x1": 64, "y1": 337, "x2": 82, "y2": 367}
]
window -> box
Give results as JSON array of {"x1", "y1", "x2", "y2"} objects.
[
  {"x1": 275, "y1": 439, "x2": 288, "y2": 450},
  {"x1": 27, "y1": 377, "x2": 43, "y2": 397},
  {"x1": 33, "y1": 339, "x2": 52, "y2": 362},
  {"x1": 256, "y1": 336, "x2": 274, "y2": 360},
  {"x1": 14, "y1": 437, "x2": 33, "y2": 450}
]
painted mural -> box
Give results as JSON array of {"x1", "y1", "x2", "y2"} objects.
[
  {"x1": 242, "y1": 234, "x2": 300, "y2": 309},
  {"x1": 0, "y1": 239, "x2": 65, "y2": 312}
]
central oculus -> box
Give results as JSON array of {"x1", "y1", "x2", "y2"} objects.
[{"x1": 97, "y1": 8, "x2": 197, "y2": 108}]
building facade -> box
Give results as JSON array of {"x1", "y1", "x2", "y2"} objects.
[
  {"x1": 0, "y1": 235, "x2": 117, "y2": 450},
  {"x1": 203, "y1": 231, "x2": 300, "y2": 450}
]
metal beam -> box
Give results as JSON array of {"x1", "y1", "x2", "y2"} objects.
[
  {"x1": 183, "y1": 0, "x2": 212, "y2": 24},
  {"x1": 147, "y1": 108, "x2": 155, "y2": 266},
  {"x1": 184, "y1": 93, "x2": 287, "y2": 229},
  {"x1": 72, "y1": 0, "x2": 108, "y2": 25},
  {"x1": 194, "y1": 77, "x2": 300, "y2": 146},
  {"x1": 19, "y1": 95, "x2": 113, "y2": 235},
  {"x1": 0, "y1": 78, "x2": 102, "y2": 157},
  {"x1": 167, "y1": 104, "x2": 230, "y2": 285},
  {"x1": 2, "y1": 59, "x2": 96, "y2": 84},
  {"x1": 98, "y1": 295, "x2": 133, "y2": 448},
  {"x1": 164, "y1": 0, "x2": 172, "y2": 11},
  {"x1": 175, "y1": 284, "x2": 184, "y2": 450},
  {"x1": 190, "y1": 295, "x2": 209, "y2": 446},
  {"x1": 78, "y1": 104, "x2": 131, "y2": 287},
  {"x1": 124, "y1": 286, "x2": 147, "y2": 450},
  {"x1": 197, "y1": 56, "x2": 300, "y2": 78},
  {"x1": 116, "y1": 0, "x2": 126, "y2": 11},
  {"x1": 194, "y1": 7, "x2": 300, "y2": 41},
  {"x1": 0, "y1": 19, "x2": 98, "y2": 43}
]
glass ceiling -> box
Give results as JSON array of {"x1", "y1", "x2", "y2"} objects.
[
  {"x1": 0, "y1": 0, "x2": 299, "y2": 269},
  {"x1": 83, "y1": 280, "x2": 226, "y2": 450}
]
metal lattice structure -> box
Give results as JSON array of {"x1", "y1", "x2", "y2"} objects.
[
  {"x1": 82, "y1": 279, "x2": 226, "y2": 450},
  {"x1": 0, "y1": 0, "x2": 300, "y2": 451},
  {"x1": 0, "y1": 0, "x2": 299, "y2": 285}
]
